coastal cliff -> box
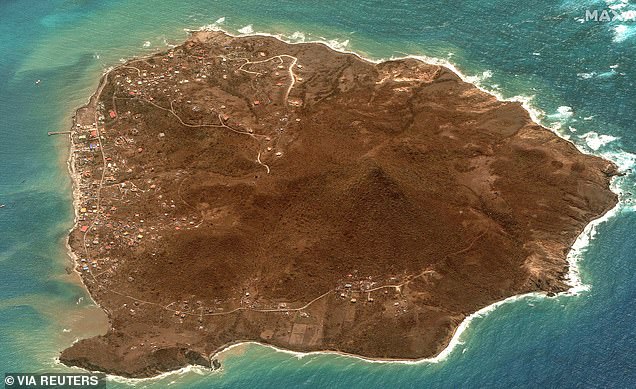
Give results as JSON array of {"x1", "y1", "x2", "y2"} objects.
[{"x1": 60, "y1": 30, "x2": 618, "y2": 377}]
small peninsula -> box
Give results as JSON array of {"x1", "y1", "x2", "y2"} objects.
[{"x1": 60, "y1": 30, "x2": 618, "y2": 377}]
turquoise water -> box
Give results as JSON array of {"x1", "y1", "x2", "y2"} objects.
[{"x1": 1, "y1": 0, "x2": 634, "y2": 387}]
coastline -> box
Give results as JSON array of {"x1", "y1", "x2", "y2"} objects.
[
  {"x1": 64, "y1": 72, "x2": 111, "y2": 316},
  {"x1": 195, "y1": 24, "x2": 625, "y2": 295},
  {"x1": 59, "y1": 26, "x2": 625, "y2": 380}
]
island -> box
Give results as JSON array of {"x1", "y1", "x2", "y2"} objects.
[{"x1": 60, "y1": 30, "x2": 618, "y2": 377}]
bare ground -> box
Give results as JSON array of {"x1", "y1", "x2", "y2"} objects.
[{"x1": 59, "y1": 31, "x2": 618, "y2": 377}]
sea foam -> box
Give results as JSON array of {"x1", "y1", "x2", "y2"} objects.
[
  {"x1": 579, "y1": 131, "x2": 620, "y2": 151},
  {"x1": 613, "y1": 24, "x2": 636, "y2": 43},
  {"x1": 238, "y1": 25, "x2": 254, "y2": 34}
]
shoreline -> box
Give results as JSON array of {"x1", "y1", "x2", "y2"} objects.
[
  {"x1": 64, "y1": 72, "x2": 108, "y2": 314},
  {"x1": 195, "y1": 25, "x2": 625, "y2": 294},
  {"x1": 59, "y1": 26, "x2": 625, "y2": 381}
]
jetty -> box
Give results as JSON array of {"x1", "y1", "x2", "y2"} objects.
[{"x1": 48, "y1": 131, "x2": 71, "y2": 136}]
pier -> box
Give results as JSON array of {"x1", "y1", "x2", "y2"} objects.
[{"x1": 47, "y1": 131, "x2": 71, "y2": 136}]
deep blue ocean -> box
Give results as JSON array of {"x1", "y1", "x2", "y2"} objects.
[{"x1": 1, "y1": 0, "x2": 635, "y2": 387}]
